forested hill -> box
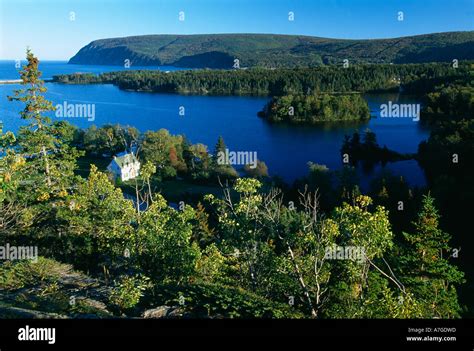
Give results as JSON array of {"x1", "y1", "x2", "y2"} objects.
[{"x1": 68, "y1": 32, "x2": 474, "y2": 68}]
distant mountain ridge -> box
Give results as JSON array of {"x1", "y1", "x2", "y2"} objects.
[{"x1": 69, "y1": 32, "x2": 474, "y2": 68}]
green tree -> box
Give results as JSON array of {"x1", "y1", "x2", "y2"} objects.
[
  {"x1": 0, "y1": 123, "x2": 24, "y2": 237},
  {"x1": 322, "y1": 195, "x2": 421, "y2": 318},
  {"x1": 243, "y1": 160, "x2": 269, "y2": 179},
  {"x1": 133, "y1": 194, "x2": 201, "y2": 284},
  {"x1": 212, "y1": 136, "x2": 237, "y2": 179},
  {"x1": 400, "y1": 195, "x2": 464, "y2": 318},
  {"x1": 189, "y1": 143, "x2": 212, "y2": 179},
  {"x1": 6, "y1": 50, "x2": 83, "y2": 241},
  {"x1": 7, "y1": 49, "x2": 81, "y2": 192},
  {"x1": 55, "y1": 165, "x2": 136, "y2": 270},
  {"x1": 141, "y1": 129, "x2": 182, "y2": 179},
  {"x1": 192, "y1": 202, "x2": 216, "y2": 247},
  {"x1": 213, "y1": 136, "x2": 226, "y2": 164}
]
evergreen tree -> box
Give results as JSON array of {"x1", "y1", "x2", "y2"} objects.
[
  {"x1": 213, "y1": 135, "x2": 226, "y2": 164},
  {"x1": 400, "y1": 194, "x2": 464, "y2": 318},
  {"x1": 192, "y1": 202, "x2": 216, "y2": 248},
  {"x1": 212, "y1": 136, "x2": 237, "y2": 179},
  {"x1": 6, "y1": 49, "x2": 82, "y2": 238},
  {"x1": 363, "y1": 129, "x2": 377, "y2": 150},
  {"x1": 8, "y1": 49, "x2": 80, "y2": 200}
]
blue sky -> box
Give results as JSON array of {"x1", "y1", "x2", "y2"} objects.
[{"x1": 1, "y1": 0, "x2": 473, "y2": 60}]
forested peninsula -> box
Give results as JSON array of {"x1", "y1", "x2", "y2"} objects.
[{"x1": 53, "y1": 61, "x2": 473, "y2": 96}]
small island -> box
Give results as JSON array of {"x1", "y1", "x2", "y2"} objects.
[
  {"x1": 258, "y1": 93, "x2": 370, "y2": 124},
  {"x1": 341, "y1": 130, "x2": 414, "y2": 166}
]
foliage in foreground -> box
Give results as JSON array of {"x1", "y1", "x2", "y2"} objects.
[{"x1": 0, "y1": 50, "x2": 466, "y2": 319}]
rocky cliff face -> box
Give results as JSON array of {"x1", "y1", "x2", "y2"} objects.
[{"x1": 69, "y1": 44, "x2": 162, "y2": 66}]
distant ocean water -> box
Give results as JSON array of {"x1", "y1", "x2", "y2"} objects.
[{"x1": 0, "y1": 60, "x2": 184, "y2": 81}]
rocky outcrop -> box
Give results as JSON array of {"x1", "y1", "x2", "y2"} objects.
[
  {"x1": 142, "y1": 306, "x2": 185, "y2": 319},
  {"x1": 0, "y1": 306, "x2": 69, "y2": 319}
]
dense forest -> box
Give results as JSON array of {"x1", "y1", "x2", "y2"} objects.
[
  {"x1": 422, "y1": 84, "x2": 474, "y2": 121},
  {"x1": 259, "y1": 93, "x2": 370, "y2": 123},
  {"x1": 0, "y1": 51, "x2": 469, "y2": 319},
  {"x1": 68, "y1": 32, "x2": 474, "y2": 68},
  {"x1": 416, "y1": 79, "x2": 474, "y2": 311},
  {"x1": 340, "y1": 130, "x2": 413, "y2": 166},
  {"x1": 54, "y1": 61, "x2": 473, "y2": 97}
]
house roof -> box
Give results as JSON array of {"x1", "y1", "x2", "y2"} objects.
[{"x1": 113, "y1": 153, "x2": 139, "y2": 168}]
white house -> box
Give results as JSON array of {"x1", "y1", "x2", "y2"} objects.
[{"x1": 107, "y1": 152, "x2": 140, "y2": 181}]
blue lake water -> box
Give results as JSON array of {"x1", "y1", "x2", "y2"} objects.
[
  {"x1": 0, "y1": 60, "x2": 183, "y2": 81},
  {"x1": 0, "y1": 61, "x2": 430, "y2": 187}
]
